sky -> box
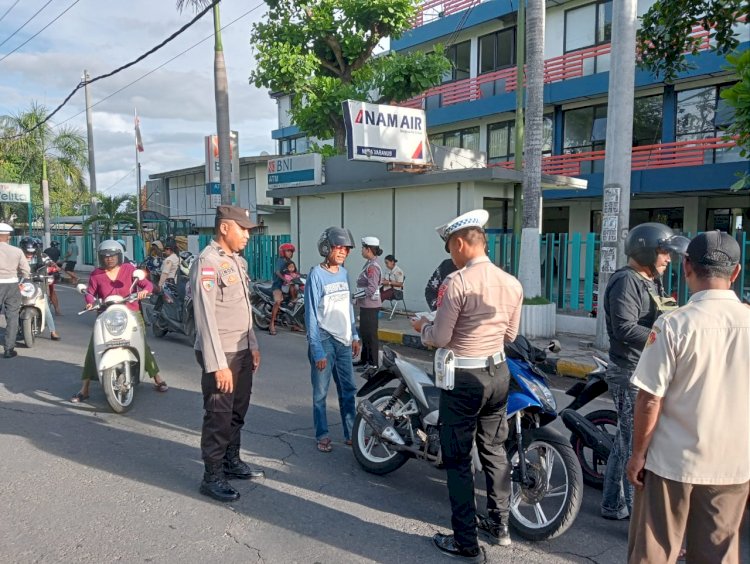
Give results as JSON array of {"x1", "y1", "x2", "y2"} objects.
[{"x1": 0, "y1": 0, "x2": 277, "y2": 198}]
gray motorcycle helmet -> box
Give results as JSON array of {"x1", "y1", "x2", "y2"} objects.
[
  {"x1": 625, "y1": 223, "x2": 689, "y2": 267},
  {"x1": 317, "y1": 227, "x2": 355, "y2": 257},
  {"x1": 98, "y1": 239, "x2": 124, "y2": 268}
]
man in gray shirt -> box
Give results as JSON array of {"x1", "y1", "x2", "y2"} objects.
[{"x1": 0, "y1": 223, "x2": 30, "y2": 358}]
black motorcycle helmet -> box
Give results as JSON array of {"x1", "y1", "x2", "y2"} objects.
[
  {"x1": 19, "y1": 236, "x2": 39, "y2": 255},
  {"x1": 50, "y1": 240, "x2": 60, "y2": 248},
  {"x1": 625, "y1": 223, "x2": 690, "y2": 268},
  {"x1": 317, "y1": 227, "x2": 355, "y2": 257}
]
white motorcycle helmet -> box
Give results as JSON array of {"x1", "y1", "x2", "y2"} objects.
[{"x1": 98, "y1": 239, "x2": 124, "y2": 268}]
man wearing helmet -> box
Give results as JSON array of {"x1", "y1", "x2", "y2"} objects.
[
  {"x1": 269, "y1": 242, "x2": 296, "y2": 335},
  {"x1": 304, "y1": 227, "x2": 361, "y2": 453},
  {"x1": 0, "y1": 223, "x2": 30, "y2": 358},
  {"x1": 601, "y1": 222, "x2": 689, "y2": 522},
  {"x1": 19, "y1": 237, "x2": 60, "y2": 340}
]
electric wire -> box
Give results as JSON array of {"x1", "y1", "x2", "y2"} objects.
[
  {"x1": 0, "y1": 0, "x2": 22, "y2": 24},
  {"x1": 0, "y1": 0, "x2": 81, "y2": 64},
  {"x1": 0, "y1": 0, "x2": 220, "y2": 141},
  {"x1": 0, "y1": 0, "x2": 54, "y2": 49},
  {"x1": 100, "y1": 166, "x2": 136, "y2": 194}
]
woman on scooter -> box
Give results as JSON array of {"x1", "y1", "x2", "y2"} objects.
[{"x1": 71, "y1": 240, "x2": 168, "y2": 403}]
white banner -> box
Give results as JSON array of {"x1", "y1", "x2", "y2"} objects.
[
  {"x1": 267, "y1": 153, "x2": 323, "y2": 190},
  {"x1": 342, "y1": 100, "x2": 427, "y2": 164},
  {"x1": 0, "y1": 183, "x2": 31, "y2": 204}
]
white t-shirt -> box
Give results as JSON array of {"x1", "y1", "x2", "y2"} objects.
[
  {"x1": 631, "y1": 289, "x2": 750, "y2": 485},
  {"x1": 382, "y1": 265, "x2": 404, "y2": 289}
]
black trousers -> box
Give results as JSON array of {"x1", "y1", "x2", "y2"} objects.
[
  {"x1": 0, "y1": 283, "x2": 21, "y2": 351},
  {"x1": 439, "y1": 363, "x2": 511, "y2": 551},
  {"x1": 359, "y1": 307, "x2": 379, "y2": 366},
  {"x1": 196, "y1": 349, "x2": 254, "y2": 465}
]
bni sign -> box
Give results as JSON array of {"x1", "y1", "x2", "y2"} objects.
[
  {"x1": 342, "y1": 100, "x2": 427, "y2": 164},
  {"x1": 267, "y1": 153, "x2": 323, "y2": 190},
  {"x1": 0, "y1": 183, "x2": 31, "y2": 203}
]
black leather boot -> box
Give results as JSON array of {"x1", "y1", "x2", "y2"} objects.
[
  {"x1": 432, "y1": 533, "x2": 484, "y2": 562},
  {"x1": 477, "y1": 514, "x2": 511, "y2": 547},
  {"x1": 199, "y1": 462, "x2": 240, "y2": 502},
  {"x1": 223, "y1": 445, "x2": 265, "y2": 480}
]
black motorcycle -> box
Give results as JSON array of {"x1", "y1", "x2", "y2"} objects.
[
  {"x1": 250, "y1": 278, "x2": 305, "y2": 332},
  {"x1": 148, "y1": 272, "x2": 195, "y2": 340},
  {"x1": 560, "y1": 356, "x2": 617, "y2": 488}
]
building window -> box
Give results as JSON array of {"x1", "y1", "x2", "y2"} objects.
[
  {"x1": 564, "y1": 1, "x2": 612, "y2": 74},
  {"x1": 479, "y1": 28, "x2": 516, "y2": 75},
  {"x1": 563, "y1": 104, "x2": 608, "y2": 174},
  {"x1": 676, "y1": 84, "x2": 740, "y2": 163},
  {"x1": 488, "y1": 116, "x2": 553, "y2": 164},
  {"x1": 633, "y1": 94, "x2": 663, "y2": 146},
  {"x1": 443, "y1": 40, "x2": 471, "y2": 83},
  {"x1": 429, "y1": 127, "x2": 481, "y2": 152},
  {"x1": 279, "y1": 136, "x2": 309, "y2": 156}
]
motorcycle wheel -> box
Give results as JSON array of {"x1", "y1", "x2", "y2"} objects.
[
  {"x1": 352, "y1": 388, "x2": 411, "y2": 475},
  {"x1": 102, "y1": 363, "x2": 135, "y2": 414},
  {"x1": 151, "y1": 316, "x2": 168, "y2": 338},
  {"x1": 570, "y1": 409, "x2": 617, "y2": 489},
  {"x1": 22, "y1": 316, "x2": 35, "y2": 348},
  {"x1": 507, "y1": 432, "x2": 584, "y2": 541},
  {"x1": 252, "y1": 302, "x2": 271, "y2": 331}
]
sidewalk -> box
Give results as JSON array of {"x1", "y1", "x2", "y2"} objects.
[{"x1": 376, "y1": 311, "x2": 605, "y2": 379}]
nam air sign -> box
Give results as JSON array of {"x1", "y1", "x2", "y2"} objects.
[
  {"x1": 342, "y1": 100, "x2": 427, "y2": 164},
  {"x1": 0, "y1": 183, "x2": 31, "y2": 204},
  {"x1": 267, "y1": 153, "x2": 323, "y2": 190}
]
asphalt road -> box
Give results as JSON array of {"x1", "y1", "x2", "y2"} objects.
[{"x1": 0, "y1": 284, "x2": 747, "y2": 563}]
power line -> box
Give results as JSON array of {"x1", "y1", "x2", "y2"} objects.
[
  {"x1": 0, "y1": 0, "x2": 22, "y2": 24},
  {"x1": 51, "y1": 2, "x2": 265, "y2": 130},
  {"x1": 0, "y1": 0, "x2": 220, "y2": 141},
  {"x1": 100, "y1": 167, "x2": 136, "y2": 194},
  {"x1": 0, "y1": 0, "x2": 54, "y2": 49},
  {"x1": 0, "y1": 0, "x2": 81, "y2": 64}
]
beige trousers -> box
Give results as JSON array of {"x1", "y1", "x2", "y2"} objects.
[{"x1": 628, "y1": 470, "x2": 749, "y2": 564}]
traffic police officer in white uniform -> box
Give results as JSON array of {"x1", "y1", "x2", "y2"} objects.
[
  {"x1": 0, "y1": 223, "x2": 30, "y2": 358},
  {"x1": 191, "y1": 205, "x2": 263, "y2": 502},
  {"x1": 411, "y1": 209, "x2": 523, "y2": 562}
]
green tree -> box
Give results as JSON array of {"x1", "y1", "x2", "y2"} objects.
[
  {"x1": 249, "y1": 0, "x2": 451, "y2": 151},
  {"x1": 82, "y1": 194, "x2": 137, "y2": 239},
  {"x1": 177, "y1": 0, "x2": 233, "y2": 205},
  {"x1": 721, "y1": 49, "x2": 750, "y2": 190},
  {"x1": 0, "y1": 102, "x2": 88, "y2": 235}
]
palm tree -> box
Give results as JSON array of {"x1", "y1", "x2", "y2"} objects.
[
  {"x1": 1, "y1": 102, "x2": 88, "y2": 242},
  {"x1": 517, "y1": 0, "x2": 545, "y2": 298},
  {"x1": 177, "y1": 0, "x2": 232, "y2": 205},
  {"x1": 82, "y1": 194, "x2": 137, "y2": 239}
]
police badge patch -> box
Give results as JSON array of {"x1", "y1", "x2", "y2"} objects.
[{"x1": 201, "y1": 267, "x2": 216, "y2": 291}]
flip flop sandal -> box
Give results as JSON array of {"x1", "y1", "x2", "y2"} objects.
[
  {"x1": 154, "y1": 381, "x2": 169, "y2": 392},
  {"x1": 269, "y1": 327, "x2": 277, "y2": 336},
  {"x1": 317, "y1": 438, "x2": 333, "y2": 453},
  {"x1": 70, "y1": 392, "x2": 89, "y2": 403}
]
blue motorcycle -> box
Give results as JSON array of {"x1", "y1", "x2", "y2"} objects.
[{"x1": 353, "y1": 337, "x2": 584, "y2": 541}]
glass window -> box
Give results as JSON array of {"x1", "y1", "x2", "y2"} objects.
[
  {"x1": 479, "y1": 28, "x2": 516, "y2": 75},
  {"x1": 488, "y1": 120, "x2": 514, "y2": 163},
  {"x1": 565, "y1": 1, "x2": 612, "y2": 52},
  {"x1": 676, "y1": 87, "x2": 715, "y2": 139},
  {"x1": 444, "y1": 40, "x2": 471, "y2": 82},
  {"x1": 633, "y1": 95, "x2": 663, "y2": 146},
  {"x1": 431, "y1": 127, "x2": 481, "y2": 152}
]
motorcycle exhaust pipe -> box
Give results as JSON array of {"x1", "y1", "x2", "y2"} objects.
[
  {"x1": 356, "y1": 399, "x2": 406, "y2": 446},
  {"x1": 561, "y1": 409, "x2": 613, "y2": 460}
]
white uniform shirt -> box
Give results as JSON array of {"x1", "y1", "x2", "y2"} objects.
[
  {"x1": 382, "y1": 265, "x2": 404, "y2": 290},
  {"x1": 631, "y1": 289, "x2": 750, "y2": 485}
]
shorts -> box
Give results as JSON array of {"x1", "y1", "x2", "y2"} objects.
[
  {"x1": 273, "y1": 289, "x2": 283, "y2": 303},
  {"x1": 64, "y1": 261, "x2": 76, "y2": 272}
]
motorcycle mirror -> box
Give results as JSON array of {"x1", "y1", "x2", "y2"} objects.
[
  {"x1": 132, "y1": 269, "x2": 146, "y2": 281},
  {"x1": 548, "y1": 339, "x2": 561, "y2": 354},
  {"x1": 76, "y1": 283, "x2": 88, "y2": 294}
]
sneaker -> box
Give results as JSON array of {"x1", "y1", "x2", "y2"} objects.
[{"x1": 477, "y1": 515, "x2": 511, "y2": 547}]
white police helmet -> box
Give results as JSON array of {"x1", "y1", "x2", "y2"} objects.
[{"x1": 435, "y1": 209, "x2": 489, "y2": 252}]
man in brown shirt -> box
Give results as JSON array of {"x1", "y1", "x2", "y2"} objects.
[
  {"x1": 412, "y1": 209, "x2": 523, "y2": 562},
  {"x1": 191, "y1": 205, "x2": 263, "y2": 502}
]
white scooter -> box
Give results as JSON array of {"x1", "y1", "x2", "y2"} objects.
[
  {"x1": 77, "y1": 270, "x2": 149, "y2": 414},
  {"x1": 18, "y1": 265, "x2": 52, "y2": 348}
]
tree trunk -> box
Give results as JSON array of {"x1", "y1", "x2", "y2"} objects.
[
  {"x1": 213, "y1": 5, "x2": 233, "y2": 205},
  {"x1": 517, "y1": 0, "x2": 545, "y2": 299}
]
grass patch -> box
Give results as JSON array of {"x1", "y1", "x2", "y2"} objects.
[{"x1": 523, "y1": 296, "x2": 552, "y2": 305}]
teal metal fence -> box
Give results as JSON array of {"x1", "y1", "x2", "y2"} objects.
[{"x1": 193, "y1": 234, "x2": 292, "y2": 283}]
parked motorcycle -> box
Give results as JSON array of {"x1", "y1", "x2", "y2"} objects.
[
  {"x1": 150, "y1": 270, "x2": 195, "y2": 340},
  {"x1": 250, "y1": 277, "x2": 306, "y2": 331},
  {"x1": 560, "y1": 356, "x2": 617, "y2": 489},
  {"x1": 353, "y1": 338, "x2": 584, "y2": 541},
  {"x1": 77, "y1": 270, "x2": 149, "y2": 414},
  {"x1": 18, "y1": 264, "x2": 53, "y2": 348}
]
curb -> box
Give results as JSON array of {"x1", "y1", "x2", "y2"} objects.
[{"x1": 548, "y1": 357, "x2": 596, "y2": 380}]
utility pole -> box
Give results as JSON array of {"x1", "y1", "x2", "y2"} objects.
[
  {"x1": 594, "y1": 0, "x2": 637, "y2": 349},
  {"x1": 84, "y1": 70, "x2": 98, "y2": 247},
  {"x1": 512, "y1": 0, "x2": 525, "y2": 238}
]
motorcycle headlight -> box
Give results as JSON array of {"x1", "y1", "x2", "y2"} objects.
[
  {"x1": 19, "y1": 282, "x2": 36, "y2": 298},
  {"x1": 103, "y1": 310, "x2": 128, "y2": 337},
  {"x1": 517, "y1": 373, "x2": 557, "y2": 411}
]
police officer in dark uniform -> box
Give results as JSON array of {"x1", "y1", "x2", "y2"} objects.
[
  {"x1": 191, "y1": 205, "x2": 263, "y2": 502},
  {"x1": 0, "y1": 222, "x2": 30, "y2": 359},
  {"x1": 411, "y1": 210, "x2": 523, "y2": 562}
]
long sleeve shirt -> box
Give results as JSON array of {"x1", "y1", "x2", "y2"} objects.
[
  {"x1": 356, "y1": 258, "x2": 382, "y2": 308},
  {"x1": 0, "y1": 242, "x2": 30, "y2": 283},
  {"x1": 421, "y1": 256, "x2": 523, "y2": 357},
  {"x1": 85, "y1": 262, "x2": 152, "y2": 312},
  {"x1": 305, "y1": 264, "x2": 359, "y2": 362},
  {"x1": 190, "y1": 240, "x2": 258, "y2": 373}
]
